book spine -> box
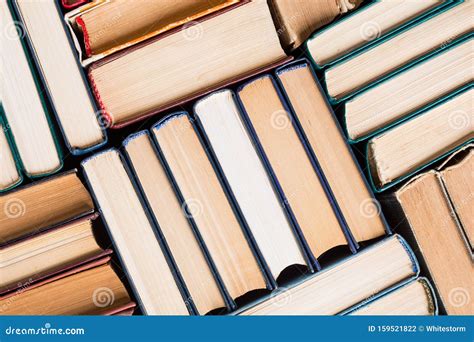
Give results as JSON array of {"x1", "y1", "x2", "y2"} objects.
[
  {"x1": 122, "y1": 130, "x2": 233, "y2": 314},
  {"x1": 81, "y1": 148, "x2": 195, "y2": 315}
]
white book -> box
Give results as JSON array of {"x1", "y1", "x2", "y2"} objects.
[{"x1": 194, "y1": 90, "x2": 307, "y2": 279}]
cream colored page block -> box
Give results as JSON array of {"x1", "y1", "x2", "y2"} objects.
[
  {"x1": 440, "y1": 149, "x2": 474, "y2": 250},
  {"x1": 345, "y1": 39, "x2": 473, "y2": 140},
  {"x1": 350, "y1": 279, "x2": 434, "y2": 316},
  {"x1": 308, "y1": 0, "x2": 442, "y2": 65},
  {"x1": 82, "y1": 150, "x2": 188, "y2": 315},
  {"x1": 152, "y1": 115, "x2": 267, "y2": 299},
  {"x1": 0, "y1": 0, "x2": 60, "y2": 175},
  {"x1": 0, "y1": 125, "x2": 20, "y2": 189},
  {"x1": 90, "y1": 0, "x2": 286, "y2": 124},
  {"x1": 124, "y1": 133, "x2": 226, "y2": 314},
  {"x1": 238, "y1": 77, "x2": 347, "y2": 257},
  {"x1": 17, "y1": 0, "x2": 103, "y2": 149},
  {"x1": 241, "y1": 236, "x2": 414, "y2": 315},
  {"x1": 397, "y1": 173, "x2": 474, "y2": 315},
  {"x1": 326, "y1": 1, "x2": 473, "y2": 99},
  {"x1": 369, "y1": 89, "x2": 473, "y2": 186},
  {"x1": 278, "y1": 64, "x2": 386, "y2": 242}
]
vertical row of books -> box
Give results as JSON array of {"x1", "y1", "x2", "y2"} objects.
[{"x1": 1, "y1": 0, "x2": 471, "y2": 316}]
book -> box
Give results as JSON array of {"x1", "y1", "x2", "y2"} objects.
[
  {"x1": 0, "y1": 258, "x2": 134, "y2": 315},
  {"x1": 307, "y1": 0, "x2": 444, "y2": 68},
  {"x1": 439, "y1": 146, "x2": 473, "y2": 251},
  {"x1": 268, "y1": 0, "x2": 361, "y2": 51},
  {"x1": 395, "y1": 165, "x2": 473, "y2": 315},
  {"x1": 367, "y1": 87, "x2": 473, "y2": 190},
  {"x1": 0, "y1": 170, "x2": 94, "y2": 245},
  {"x1": 238, "y1": 235, "x2": 418, "y2": 315},
  {"x1": 276, "y1": 60, "x2": 387, "y2": 244},
  {"x1": 344, "y1": 37, "x2": 473, "y2": 142},
  {"x1": 88, "y1": 0, "x2": 289, "y2": 128},
  {"x1": 12, "y1": 0, "x2": 106, "y2": 153},
  {"x1": 325, "y1": 1, "x2": 472, "y2": 101},
  {"x1": 69, "y1": 0, "x2": 237, "y2": 62},
  {"x1": 151, "y1": 113, "x2": 269, "y2": 299},
  {"x1": 123, "y1": 132, "x2": 227, "y2": 315},
  {"x1": 348, "y1": 278, "x2": 437, "y2": 315},
  {"x1": 1, "y1": 214, "x2": 108, "y2": 293},
  {"x1": 1, "y1": 0, "x2": 61, "y2": 177},
  {"x1": 237, "y1": 75, "x2": 352, "y2": 261},
  {"x1": 81, "y1": 149, "x2": 190, "y2": 315},
  {"x1": 0, "y1": 113, "x2": 21, "y2": 192},
  {"x1": 194, "y1": 90, "x2": 309, "y2": 277}
]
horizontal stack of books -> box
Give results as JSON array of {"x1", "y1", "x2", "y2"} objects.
[{"x1": 1, "y1": 0, "x2": 471, "y2": 316}]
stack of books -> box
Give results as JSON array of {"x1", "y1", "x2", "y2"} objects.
[
  {"x1": 0, "y1": 171, "x2": 135, "y2": 315},
  {"x1": 1, "y1": 0, "x2": 471, "y2": 317}
]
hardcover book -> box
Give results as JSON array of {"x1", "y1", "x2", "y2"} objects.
[
  {"x1": 367, "y1": 87, "x2": 473, "y2": 191},
  {"x1": 66, "y1": 0, "x2": 238, "y2": 63},
  {"x1": 87, "y1": 0, "x2": 290, "y2": 128},
  {"x1": 11, "y1": 0, "x2": 107, "y2": 154},
  {"x1": 324, "y1": 1, "x2": 471, "y2": 102},
  {"x1": 307, "y1": 0, "x2": 445, "y2": 68}
]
